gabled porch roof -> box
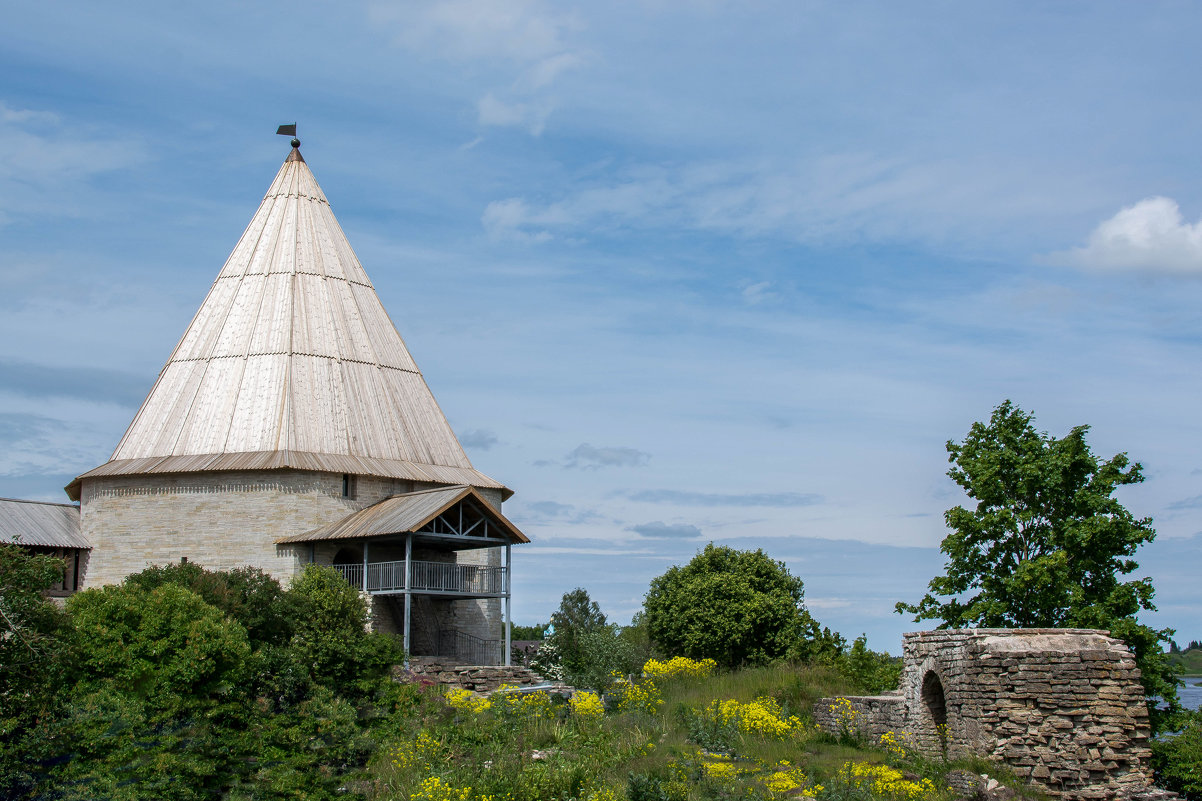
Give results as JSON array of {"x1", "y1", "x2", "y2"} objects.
[{"x1": 277, "y1": 484, "x2": 528, "y2": 547}]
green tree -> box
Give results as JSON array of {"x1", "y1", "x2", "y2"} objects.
[
  {"x1": 896, "y1": 400, "x2": 1179, "y2": 732},
  {"x1": 551, "y1": 587, "x2": 607, "y2": 675},
  {"x1": 123, "y1": 561, "x2": 298, "y2": 647},
  {"x1": 643, "y1": 543, "x2": 818, "y2": 669},
  {"x1": 57, "y1": 583, "x2": 255, "y2": 800},
  {"x1": 288, "y1": 564, "x2": 405, "y2": 701},
  {"x1": 0, "y1": 544, "x2": 75, "y2": 799},
  {"x1": 1152, "y1": 711, "x2": 1202, "y2": 800}
]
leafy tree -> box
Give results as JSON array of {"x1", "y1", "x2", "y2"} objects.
[
  {"x1": 56, "y1": 583, "x2": 255, "y2": 799},
  {"x1": 538, "y1": 588, "x2": 610, "y2": 686},
  {"x1": 832, "y1": 635, "x2": 902, "y2": 695},
  {"x1": 0, "y1": 544, "x2": 75, "y2": 799},
  {"x1": 896, "y1": 400, "x2": 1179, "y2": 732},
  {"x1": 572, "y1": 624, "x2": 642, "y2": 691},
  {"x1": 123, "y1": 562, "x2": 298, "y2": 647},
  {"x1": 1151, "y1": 711, "x2": 1202, "y2": 800},
  {"x1": 643, "y1": 543, "x2": 818, "y2": 669},
  {"x1": 288, "y1": 564, "x2": 405, "y2": 701},
  {"x1": 510, "y1": 622, "x2": 548, "y2": 641}
]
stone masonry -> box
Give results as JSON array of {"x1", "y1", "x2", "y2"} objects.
[
  {"x1": 815, "y1": 629, "x2": 1163, "y2": 801},
  {"x1": 80, "y1": 469, "x2": 506, "y2": 647}
]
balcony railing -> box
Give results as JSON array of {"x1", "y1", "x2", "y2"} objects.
[{"x1": 332, "y1": 560, "x2": 507, "y2": 595}]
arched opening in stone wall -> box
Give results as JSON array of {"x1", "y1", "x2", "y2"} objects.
[
  {"x1": 922, "y1": 670, "x2": 948, "y2": 728},
  {"x1": 332, "y1": 547, "x2": 361, "y2": 565}
]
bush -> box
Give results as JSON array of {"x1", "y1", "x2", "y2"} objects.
[
  {"x1": 0, "y1": 544, "x2": 75, "y2": 798},
  {"x1": 288, "y1": 564, "x2": 405, "y2": 700},
  {"x1": 643, "y1": 544, "x2": 819, "y2": 668},
  {"x1": 1152, "y1": 713, "x2": 1202, "y2": 799}
]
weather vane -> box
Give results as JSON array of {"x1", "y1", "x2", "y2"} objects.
[{"x1": 276, "y1": 122, "x2": 299, "y2": 149}]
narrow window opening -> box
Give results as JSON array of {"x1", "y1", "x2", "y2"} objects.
[
  {"x1": 342, "y1": 473, "x2": 356, "y2": 499},
  {"x1": 181, "y1": 556, "x2": 188, "y2": 564}
]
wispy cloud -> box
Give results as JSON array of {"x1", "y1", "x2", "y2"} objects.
[
  {"x1": 741, "y1": 281, "x2": 776, "y2": 305},
  {"x1": 1045, "y1": 197, "x2": 1202, "y2": 274},
  {"x1": 459, "y1": 428, "x2": 499, "y2": 451},
  {"x1": 561, "y1": 443, "x2": 650, "y2": 470},
  {"x1": 0, "y1": 360, "x2": 150, "y2": 406},
  {"x1": 624, "y1": 489, "x2": 822, "y2": 508},
  {"x1": 516, "y1": 499, "x2": 605, "y2": 525},
  {"x1": 478, "y1": 153, "x2": 1076, "y2": 248},
  {"x1": 0, "y1": 102, "x2": 143, "y2": 224},
  {"x1": 1167, "y1": 494, "x2": 1202, "y2": 512},
  {"x1": 627, "y1": 521, "x2": 702, "y2": 539},
  {"x1": 0, "y1": 412, "x2": 106, "y2": 478},
  {"x1": 369, "y1": 0, "x2": 585, "y2": 135}
]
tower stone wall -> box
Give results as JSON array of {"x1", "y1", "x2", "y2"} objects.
[{"x1": 79, "y1": 469, "x2": 504, "y2": 590}]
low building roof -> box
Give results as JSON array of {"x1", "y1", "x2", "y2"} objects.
[
  {"x1": 277, "y1": 484, "x2": 529, "y2": 545},
  {"x1": 0, "y1": 497, "x2": 89, "y2": 549}
]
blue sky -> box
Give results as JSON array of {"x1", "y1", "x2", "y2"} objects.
[{"x1": 3, "y1": 1, "x2": 1202, "y2": 653}]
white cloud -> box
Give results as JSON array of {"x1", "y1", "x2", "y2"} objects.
[
  {"x1": 476, "y1": 154, "x2": 1077, "y2": 247},
  {"x1": 369, "y1": 0, "x2": 584, "y2": 134},
  {"x1": 741, "y1": 280, "x2": 775, "y2": 304},
  {"x1": 562, "y1": 443, "x2": 650, "y2": 470},
  {"x1": 1046, "y1": 197, "x2": 1202, "y2": 274},
  {"x1": 0, "y1": 101, "x2": 143, "y2": 223},
  {"x1": 627, "y1": 521, "x2": 702, "y2": 539},
  {"x1": 477, "y1": 93, "x2": 552, "y2": 136},
  {"x1": 371, "y1": 0, "x2": 579, "y2": 64},
  {"x1": 482, "y1": 197, "x2": 554, "y2": 241}
]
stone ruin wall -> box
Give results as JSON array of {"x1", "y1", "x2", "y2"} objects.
[{"x1": 815, "y1": 629, "x2": 1162, "y2": 801}]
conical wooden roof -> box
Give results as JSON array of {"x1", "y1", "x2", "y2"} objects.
[{"x1": 69, "y1": 146, "x2": 506, "y2": 499}]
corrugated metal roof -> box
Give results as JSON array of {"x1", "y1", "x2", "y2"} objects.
[
  {"x1": 277, "y1": 485, "x2": 529, "y2": 544},
  {"x1": 70, "y1": 451, "x2": 506, "y2": 490},
  {"x1": 71, "y1": 146, "x2": 507, "y2": 501},
  {"x1": 0, "y1": 497, "x2": 88, "y2": 549}
]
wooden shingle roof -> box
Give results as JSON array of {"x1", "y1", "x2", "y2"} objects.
[{"x1": 69, "y1": 145, "x2": 505, "y2": 500}]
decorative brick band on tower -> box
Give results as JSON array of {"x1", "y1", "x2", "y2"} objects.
[{"x1": 815, "y1": 629, "x2": 1164, "y2": 801}]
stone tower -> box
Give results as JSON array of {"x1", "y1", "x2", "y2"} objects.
[{"x1": 65, "y1": 141, "x2": 524, "y2": 660}]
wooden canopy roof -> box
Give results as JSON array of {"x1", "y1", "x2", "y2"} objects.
[
  {"x1": 277, "y1": 485, "x2": 528, "y2": 546},
  {"x1": 69, "y1": 145, "x2": 506, "y2": 501}
]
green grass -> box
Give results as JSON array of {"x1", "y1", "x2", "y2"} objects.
[{"x1": 361, "y1": 664, "x2": 1039, "y2": 801}]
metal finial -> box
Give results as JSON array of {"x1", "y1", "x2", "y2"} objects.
[{"x1": 291, "y1": 138, "x2": 301, "y2": 148}]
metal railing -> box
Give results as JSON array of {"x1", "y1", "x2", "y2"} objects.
[
  {"x1": 334, "y1": 563, "x2": 364, "y2": 588},
  {"x1": 412, "y1": 561, "x2": 506, "y2": 594},
  {"x1": 332, "y1": 560, "x2": 507, "y2": 595},
  {"x1": 438, "y1": 629, "x2": 503, "y2": 665}
]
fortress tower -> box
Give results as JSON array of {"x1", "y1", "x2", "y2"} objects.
[{"x1": 63, "y1": 140, "x2": 525, "y2": 662}]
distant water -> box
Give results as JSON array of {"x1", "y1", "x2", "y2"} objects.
[{"x1": 1181, "y1": 678, "x2": 1202, "y2": 711}]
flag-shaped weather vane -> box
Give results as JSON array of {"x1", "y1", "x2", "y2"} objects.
[{"x1": 277, "y1": 122, "x2": 299, "y2": 149}]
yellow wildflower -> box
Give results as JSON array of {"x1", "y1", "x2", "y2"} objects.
[
  {"x1": 570, "y1": 690, "x2": 605, "y2": 719},
  {"x1": 642, "y1": 656, "x2": 718, "y2": 679}
]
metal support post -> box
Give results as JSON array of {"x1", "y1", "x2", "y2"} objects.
[
  {"x1": 403, "y1": 534, "x2": 412, "y2": 661},
  {"x1": 362, "y1": 540, "x2": 369, "y2": 592},
  {"x1": 504, "y1": 544, "x2": 512, "y2": 666}
]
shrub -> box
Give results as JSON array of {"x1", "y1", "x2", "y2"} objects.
[
  {"x1": 609, "y1": 676, "x2": 664, "y2": 716},
  {"x1": 1152, "y1": 713, "x2": 1202, "y2": 799},
  {"x1": 288, "y1": 564, "x2": 404, "y2": 700},
  {"x1": 0, "y1": 544, "x2": 74, "y2": 798},
  {"x1": 643, "y1": 544, "x2": 819, "y2": 669},
  {"x1": 644, "y1": 656, "x2": 717, "y2": 680},
  {"x1": 570, "y1": 690, "x2": 605, "y2": 719}
]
